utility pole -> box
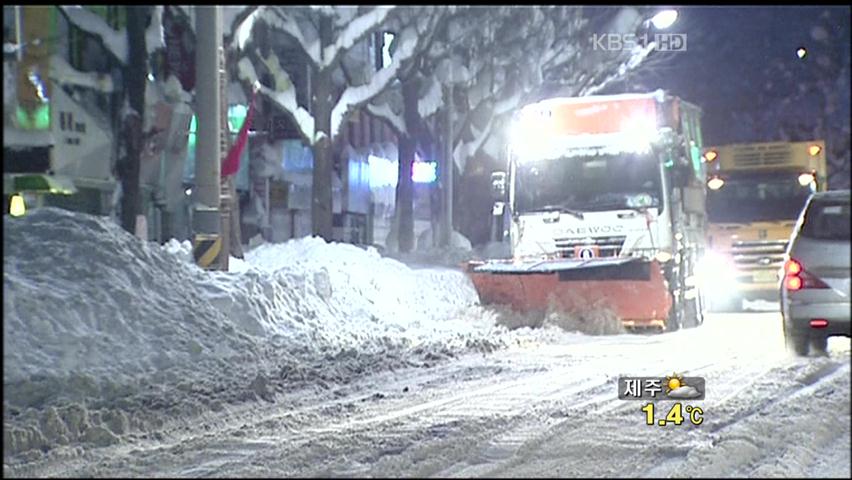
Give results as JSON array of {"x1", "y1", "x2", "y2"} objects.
[
  {"x1": 218, "y1": 44, "x2": 231, "y2": 271},
  {"x1": 192, "y1": 6, "x2": 223, "y2": 269},
  {"x1": 120, "y1": 6, "x2": 148, "y2": 236},
  {"x1": 441, "y1": 73, "x2": 454, "y2": 247}
]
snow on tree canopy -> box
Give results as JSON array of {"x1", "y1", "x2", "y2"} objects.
[
  {"x1": 59, "y1": 6, "x2": 128, "y2": 64},
  {"x1": 146, "y1": 6, "x2": 165, "y2": 54}
]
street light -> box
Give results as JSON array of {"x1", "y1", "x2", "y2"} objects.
[{"x1": 650, "y1": 9, "x2": 678, "y2": 29}]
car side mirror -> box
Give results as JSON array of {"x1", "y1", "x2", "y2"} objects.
[{"x1": 491, "y1": 171, "x2": 507, "y2": 200}]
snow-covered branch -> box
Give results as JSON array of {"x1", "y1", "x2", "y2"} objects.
[
  {"x1": 417, "y1": 77, "x2": 443, "y2": 119},
  {"x1": 322, "y1": 6, "x2": 395, "y2": 68},
  {"x1": 229, "y1": 6, "x2": 262, "y2": 51},
  {"x1": 452, "y1": 89, "x2": 522, "y2": 170},
  {"x1": 366, "y1": 102, "x2": 405, "y2": 135},
  {"x1": 145, "y1": 6, "x2": 165, "y2": 54},
  {"x1": 48, "y1": 55, "x2": 115, "y2": 93},
  {"x1": 330, "y1": 25, "x2": 420, "y2": 138},
  {"x1": 237, "y1": 56, "x2": 315, "y2": 143},
  {"x1": 580, "y1": 42, "x2": 655, "y2": 97},
  {"x1": 58, "y1": 6, "x2": 128, "y2": 64},
  {"x1": 267, "y1": 8, "x2": 321, "y2": 66}
]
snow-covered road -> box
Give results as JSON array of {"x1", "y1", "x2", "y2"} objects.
[{"x1": 7, "y1": 312, "x2": 849, "y2": 478}]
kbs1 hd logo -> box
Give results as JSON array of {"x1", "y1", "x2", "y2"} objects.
[{"x1": 590, "y1": 33, "x2": 687, "y2": 52}]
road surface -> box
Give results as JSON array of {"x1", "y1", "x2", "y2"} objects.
[{"x1": 5, "y1": 312, "x2": 850, "y2": 478}]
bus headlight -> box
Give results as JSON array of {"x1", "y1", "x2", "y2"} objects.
[
  {"x1": 797, "y1": 172, "x2": 815, "y2": 187},
  {"x1": 696, "y1": 251, "x2": 737, "y2": 295}
]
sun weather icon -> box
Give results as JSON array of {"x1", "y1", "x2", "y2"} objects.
[{"x1": 665, "y1": 372, "x2": 702, "y2": 399}]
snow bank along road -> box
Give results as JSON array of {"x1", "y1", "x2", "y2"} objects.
[
  {"x1": 6, "y1": 312, "x2": 850, "y2": 478},
  {"x1": 3, "y1": 209, "x2": 850, "y2": 477}
]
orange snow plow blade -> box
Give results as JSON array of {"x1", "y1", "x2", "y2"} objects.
[{"x1": 466, "y1": 258, "x2": 671, "y2": 328}]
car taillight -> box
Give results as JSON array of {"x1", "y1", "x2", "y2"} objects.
[
  {"x1": 784, "y1": 258, "x2": 830, "y2": 291},
  {"x1": 785, "y1": 275, "x2": 803, "y2": 290},
  {"x1": 784, "y1": 259, "x2": 802, "y2": 276}
]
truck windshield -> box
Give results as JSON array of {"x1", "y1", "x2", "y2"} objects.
[
  {"x1": 706, "y1": 171, "x2": 814, "y2": 223},
  {"x1": 513, "y1": 152, "x2": 662, "y2": 214}
]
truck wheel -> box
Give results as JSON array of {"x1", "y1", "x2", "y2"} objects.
[
  {"x1": 666, "y1": 297, "x2": 682, "y2": 332},
  {"x1": 682, "y1": 297, "x2": 700, "y2": 329},
  {"x1": 785, "y1": 330, "x2": 810, "y2": 356}
]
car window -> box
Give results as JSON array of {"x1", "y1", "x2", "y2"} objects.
[{"x1": 801, "y1": 200, "x2": 851, "y2": 241}]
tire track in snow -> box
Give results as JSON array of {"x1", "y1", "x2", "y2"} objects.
[
  {"x1": 707, "y1": 357, "x2": 848, "y2": 434},
  {"x1": 668, "y1": 357, "x2": 850, "y2": 477},
  {"x1": 10, "y1": 314, "x2": 847, "y2": 478}
]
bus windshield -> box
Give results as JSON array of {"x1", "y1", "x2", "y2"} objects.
[{"x1": 706, "y1": 170, "x2": 815, "y2": 223}]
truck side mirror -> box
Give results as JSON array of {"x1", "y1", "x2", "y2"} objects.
[
  {"x1": 491, "y1": 171, "x2": 507, "y2": 200},
  {"x1": 672, "y1": 163, "x2": 692, "y2": 188},
  {"x1": 682, "y1": 185, "x2": 705, "y2": 215}
]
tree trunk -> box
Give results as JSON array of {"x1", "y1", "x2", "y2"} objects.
[
  {"x1": 396, "y1": 134, "x2": 415, "y2": 253},
  {"x1": 396, "y1": 76, "x2": 420, "y2": 253},
  {"x1": 311, "y1": 14, "x2": 334, "y2": 240},
  {"x1": 120, "y1": 6, "x2": 148, "y2": 234}
]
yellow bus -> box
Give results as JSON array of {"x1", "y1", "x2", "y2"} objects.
[{"x1": 699, "y1": 140, "x2": 827, "y2": 311}]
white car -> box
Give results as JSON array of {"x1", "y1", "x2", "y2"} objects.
[{"x1": 780, "y1": 190, "x2": 851, "y2": 356}]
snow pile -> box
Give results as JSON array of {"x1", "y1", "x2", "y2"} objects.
[
  {"x1": 208, "y1": 236, "x2": 498, "y2": 352},
  {"x1": 162, "y1": 238, "x2": 192, "y2": 263},
  {"x1": 416, "y1": 228, "x2": 473, "y2": 252},
  {"x1": 3, "y1": 211, "x2": 256, "y2": 384},
  {"x1": 3, "y1": 208, "x2": 508, "y2": 457},
  {"x1": 488, "y1": 303, "x2": 626, "y2": 336},
  {"x1": 388, "y1": 229, "x2": 477, "y2": 268}
]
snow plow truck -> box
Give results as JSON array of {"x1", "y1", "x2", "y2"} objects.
[{"x1": 467, "y1": 91, "x2": 707, "y2": 331}]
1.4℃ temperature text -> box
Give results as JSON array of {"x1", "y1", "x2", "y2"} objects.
[{"x1": 642, "y1": 402, "x2": 704, "y2": 426}]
